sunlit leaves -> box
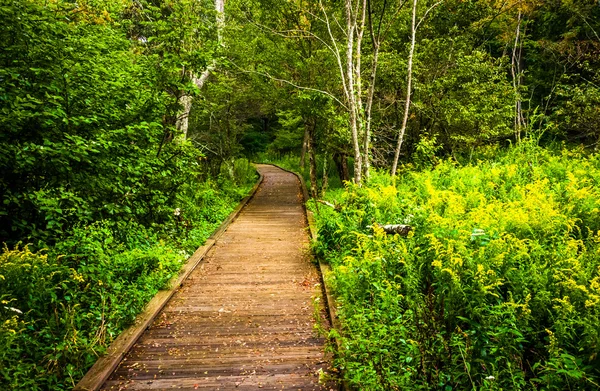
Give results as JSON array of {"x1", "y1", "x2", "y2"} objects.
[{"x1": 314, "y1": 143, "x2": 600, "y2": 389}]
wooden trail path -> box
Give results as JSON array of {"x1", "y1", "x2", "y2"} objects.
[{"x1": 99, "y1": 165, "x2": 334, "y2": 390}]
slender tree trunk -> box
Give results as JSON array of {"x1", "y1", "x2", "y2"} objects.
[
  {"x1": 321, "y1": 152, "x2": 329, "y2": 196},
  {"x1": 345, "y1": 0, "x2": 363, "y2": 185},
  {"x1": 364, "y1": 42, "x2": 380, "y2": 180},
  {"x1": 391, "y1": 0, "x2": 418, "y2": 177},
  {"x1": 364, "y1": 0, "x2": 385, "y2": 180},
  {"x1": 307, "y1": 119, "x2": 318, "y2": 200},
  {"x1": 300, "y1": 126, "x2": 310, "y2": 169},
  {"x1": 511, "y1": 10, "x2": 523, "y2": 142},
  {"x1": 191, "y1": 0, "x2": 225, "y2": 88},
  {"x1": 176, "y1": 0, "x2": 225, "y2": 140},
  {"x1": 321, "y1": 0, "x2": 370, "y2": 184},
  {"x1": 175, "y1": 94, "x2": 193, "y2": 139},
  {"x1": 355, "y1": 0, "x2": 368, "y2": 178}
]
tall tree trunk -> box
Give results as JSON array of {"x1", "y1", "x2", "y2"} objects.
[
  {"x1": 391, "y1": 0, "x2": 418, "y2": 177},
  {"x1": 345, "y1": 0, "x2": 363, "y2": 185},
  {"x1": 321, "y1": 152, "x2": 329, "y2": 196},
  {"x1": 176, "y1": 0, "x2": 225, "y2": 140},
  {"x1": 364, "y1": 0, "x2": 386, "y2": 180},
  {"x1": 355, "y1": 0, "x2": 368, "y2": 178},
  {"x1": 511, "y1": 10, "x2": 523, "y2": 142},
  {"x1": 307, "y1": 119, "x2": 318, "y2": 200},
  {"x1": 363, "y1": 42, "x2": 379, "y2": 181},
  {"x1": 175, "y1": 94, "x2": 193, "y2": 139},
  {"x1": 300, "y1": 126, "x2": 310, "y2": 169}
]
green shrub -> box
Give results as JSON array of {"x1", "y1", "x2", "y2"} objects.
[
  {"x1": 0, "y1": 185, "x2": 243, "y2": 390},
  {"x1": 314, "y1": 143, "x2": 600, "y2": 390},
  {"x1": 0, "y1": 1, "x2": 256, "y2": 389}
]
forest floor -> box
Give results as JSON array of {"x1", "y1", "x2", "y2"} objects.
[{"x1": 99, "y1": 165, "x2": 335, "y2": 390}]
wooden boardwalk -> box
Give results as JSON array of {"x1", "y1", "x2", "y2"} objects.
[{"x1": 100, "y1": 165, "x2": 334, "y2": 390}]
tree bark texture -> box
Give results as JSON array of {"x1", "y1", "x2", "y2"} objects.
[
  {"x1": 176, "y1": 0, "x2": 225, "y2": 140},
  {"x1": 300, "y1": 125, "x2": 310, "y2": 169},
  {"x1": 363, "y1": 42, "x2": 379, "y2": 181},
  {"x1": 391, "y1": 0, "x2": 418, "y2": 177},
  {"x1": 345, "y1": 0, "x2": 363, "y2": 185},
  {"x1": 175, "y1": 94, "x2": 193, "y2": 139},
  {"x1": 321, "y1": 153, "x2": 329, "y2": 196},
  {"x1": 307, "y1": 119, "x2": 319, "y2": 200},
  {"x1": 354, "y1": 0, "x2": 368, "y2": 181}
]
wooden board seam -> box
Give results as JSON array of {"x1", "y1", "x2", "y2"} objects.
[{"x1": 73, "y1": 170, "x2": 265, "y2": 391}]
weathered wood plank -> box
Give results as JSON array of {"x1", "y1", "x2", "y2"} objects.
[
  {"x1": 73, "y1": 173, "x2": 265, "y2": 391},
  {"x1": 83, "y1": 165, "x2": 335, "y2": 391},
  {"x1": 276, "y1": 165, "x2": 351, "y2": 391}
]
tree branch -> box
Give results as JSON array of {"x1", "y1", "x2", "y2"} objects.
[
  {"x1": 416, "y1": 0, "x2": 443, "y2": 31},
  {"x1": 229, "y1": 61, "x2": 348, "y2": 109}
]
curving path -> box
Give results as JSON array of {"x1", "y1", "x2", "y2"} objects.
[{"x1": 100, "y1": 165, "x2": 334, "y2": 390}]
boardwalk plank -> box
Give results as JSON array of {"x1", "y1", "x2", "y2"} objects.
[{"x1": 98, "y1": 165, "x2": 335, "y2": 391}]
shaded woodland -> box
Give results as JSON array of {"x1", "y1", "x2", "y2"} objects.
[{"x1": 1, "y1": 0, "x2": 600, "y2": 389}]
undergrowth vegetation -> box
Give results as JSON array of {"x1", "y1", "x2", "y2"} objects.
[
  {"x1": 0, "y1": 163, "x2": 255, "y2": 390},
  {"x1": 0, "y1": 165, "x2": 254, "y2": 390},
  {"x1": 313, "y1": 142, "x2": 600, "y2": 390},
  {"x1": 256, "y1": 152, "x2": 345, "y2": 191},
  {"x1": 0, "y1": 2, "x2": 257, "y2": 389}
]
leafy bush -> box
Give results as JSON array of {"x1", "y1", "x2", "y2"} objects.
[
  {"x1": 0, "y1": 2, "x2": 258, "y2": 389},
  {"x1": 0, "y1": 239, "x2": 181, "y2": 389},
  {"x1": 0, "y1": 171, "x2": 251, "y2": 390},
  {"x1": 314, "y1": 142, "x2": 600, "y2": 390}
]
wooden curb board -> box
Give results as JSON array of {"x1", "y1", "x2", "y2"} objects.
[{"x1": 74, "y1": 171, "x2": 265, "y2": 391}]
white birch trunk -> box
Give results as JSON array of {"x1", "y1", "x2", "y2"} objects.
[
  {"x1": 511, "y1": 10, "x2": 523, "y2": 141},
  {"x1": 175, "y1": 94, "x2": 193, "y2": 138},
  {"x1": 391, "y1": 0, "x2": 418, "y2": 176},
  {"x1": 355, "y1": 0, "x2": 368, "y2": 181},
  {"x1": 176, "y1": 0, "x2": 225, "y2": 140},
  {"x1": 346, "y1": 0, "x2": 363, "y2": 185},
  {"x1": 364, "y1": 37, "x2": 380, "y2": 180},
  {"x1": 300, "y1": 125, "x2": 310, "y2": 169}
]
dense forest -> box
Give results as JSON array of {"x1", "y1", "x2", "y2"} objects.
[{"x1": 1, "y1": 0, "x2": 600, "y2": 389}]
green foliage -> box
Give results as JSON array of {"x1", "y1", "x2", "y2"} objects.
[
  {"x1": 0, "y1": 238, "x2": 181, "y2": 389},
  {"x1": 0, "y1": 178, "x2": 248, "y2": 390},
  {"x1": 419, "y1": 47, "x2": 514, "y2": 148},
  {"x1": 412, "y1": 134, "x2": 442, "y2": 170},
  {"x1": 270, "y1": 111, "x2": 304, "y2": 154},
  {"x1": 0, "y1": 1, "x2": 259, "y2": 389},
  {"x1": 552, "y1": 80, "x2": 600, "y2": 141},
  {"x1": 0, "y1": 0, "x2": 170, "y2": 244},
  {"x1": 313, "y1": 143, "x2": 600, "y2": 390}
]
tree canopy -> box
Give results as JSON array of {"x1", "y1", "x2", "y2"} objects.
[{"x1": 2, "y1": 0, "x2": 600, "y2": 389}]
